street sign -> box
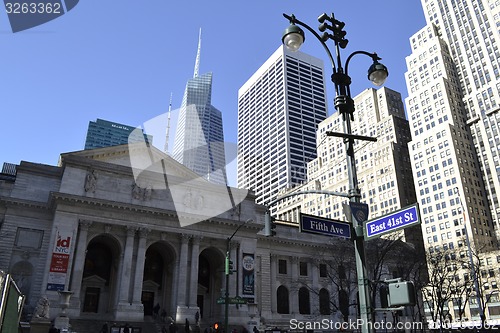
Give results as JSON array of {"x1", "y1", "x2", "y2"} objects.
[
  {"x1": 216, "y1": 296, "x2": 248, "y2": 304},
  {"x1": 364, "y1": 204, "x2": 420, "y2": 240},
  {"x1": 349, "y1": 201, "x2": 369, "y2": 223},
  {"x1": 300, "y1": 213, "x2": 351, "y2": 239}
]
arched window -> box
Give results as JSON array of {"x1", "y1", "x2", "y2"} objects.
[
  {"x1": 319, "y1": 288, "x2": 330, "y2": 315},
  {"x1": 277, "y1": 285, "x2": 289, "y2": 314},
  {"x1": 299, "y1": 287, "x2": 310, "y2": 314}
]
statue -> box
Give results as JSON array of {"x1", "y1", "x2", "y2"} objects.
[
  {"x1": 84, "y1": 169, "x2": 98, "y2": 193},
  {"x1": 33, "y1": 296, "x2": 50, "y2": 319}
]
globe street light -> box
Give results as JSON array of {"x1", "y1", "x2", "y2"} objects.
[{"x1": 282, "y1": 12, "x2": 389, "y2": 333}]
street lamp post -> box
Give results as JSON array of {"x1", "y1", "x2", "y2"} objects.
[{"x1": 282, "y1": 12, "x2": 388, "y2": 333}]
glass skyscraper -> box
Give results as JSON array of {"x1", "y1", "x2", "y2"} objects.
[
  {"x1": 172, "y1": 33, "x2": 227, "y2": 185},
  {"x1": 84, "y1": 118, "x2": 152, "y2": 150}
]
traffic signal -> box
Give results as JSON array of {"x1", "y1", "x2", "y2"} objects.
[
  {"x1": 264, "y1": 212, "x2": 276, "y2": 237},
  {"x1": 388, "y1": 281, "x2": 416, "y2": 307},
  {"x1": 225, "y1": 255, "x2": 234, "y2": 275}
]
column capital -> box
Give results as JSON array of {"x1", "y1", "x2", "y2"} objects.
[
  {"x1": 78, "y1": 220, "x2": 92, "y2": 231},
  {"x1": 180, "y1": 233, "x2": 191, "y2": 243},
  {"x1": 191, "y1": 235, "x2": 203, "y2": 245},
  {"x1": 138, "y1": 227, "x2": 151, "y2": 238},
  {"x1": 126, "y1": 226, "x2": 137, "y2": 237},
  {"x1": 290, "y1": 256, "x2": 299, "y2": 264}
]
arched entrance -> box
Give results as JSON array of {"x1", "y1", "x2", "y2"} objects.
[
  {"x1": 81, "y1": 234, "x2": 120, "y2": 315},
  {"x1": 198, "y1": 247, "x2": 224, "y2": 323},
  {"x1": 142, "y1": 241, "x2": 176, "y2": 318}
]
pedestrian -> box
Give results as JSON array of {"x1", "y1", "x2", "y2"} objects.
[
  {"x1": 253, "y1": 326, "x2": 259, "y2": 333},
  {"x1": 123, "y1": 323, "x2": 130, "y2": 333},
  {"x1": 185, "y1": 318, "x2": 190, "y2": 333},
  {"x1": 101, "y1": 322, "x2": 109, "y2": 333},
  {"x1": 162, "y1": 326, "x2": 168, "y2": 333},
  {"x1": 195, "y1": 311, "x2": 200, "y2": 325},
  {"x1": 161, "y1": 309, "x2": 167, "y2": 322}
]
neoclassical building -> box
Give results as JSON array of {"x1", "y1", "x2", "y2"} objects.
[{"x1": 0, "y1": 144, "x2": 421, "y2": 331}]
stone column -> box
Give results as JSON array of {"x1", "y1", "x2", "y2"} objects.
[
  {"x1": 189, "y1": 236, "x2": 202, "y2": 307},
  {"x1": 132, "y1": 228, "x2": 150, "y2": 305},
  {"x1": 311, "y1": 259, "x2": 320, "y2": 311},
  {"x1": 270, "y1": 254, "x2": 277, "y2": 313},
  {"x1": 290, "y1": 256, "x2": 299, "y2": 314},
  {"x1": 69, "y1": 221, "x2": 92, "y2": 308},
  {"x1": 118, "y1": 226, "x2": 136, "y2": 304},
  {"x1": 177, "y1": 234, "x2": 190, "y2": 307}
]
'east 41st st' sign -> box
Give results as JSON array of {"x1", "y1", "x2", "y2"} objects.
[{"x1": 364, "y1": 204, "x2": 420, "y2": 240}]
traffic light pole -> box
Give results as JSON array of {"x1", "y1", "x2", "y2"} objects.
[{"x1": 224, "y1": 219, "x2": 251, "y2": 333}]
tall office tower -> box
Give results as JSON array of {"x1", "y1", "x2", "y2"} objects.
[
  {"x1": 84, "y1": 118, "x2": 152, "y2": 150},
  {"x1": 405, "y1": 15, "x2": 497, "y2": 251},
  {"x1": 237, "y1": 45, "x2": 328, "y2": 206},
  {"x1": 275, "y1": 87, "x2": 422, "y2": 246},
  {"x1": 172, "y1": 30, "x2": 227, "y2": 185}
]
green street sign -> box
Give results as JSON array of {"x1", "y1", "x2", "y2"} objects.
[{"x1": 216, "y1": 296, "x2": 248, "y2": 304}]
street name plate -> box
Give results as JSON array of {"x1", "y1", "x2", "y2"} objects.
[
  {"x1": 300, "y1": 213, "x2": 351, "y2": 239},
  {"x1": 364, "y1": 204, "x2": 420, "y2": 240}
]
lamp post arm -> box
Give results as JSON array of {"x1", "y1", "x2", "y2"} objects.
[
  {"x1": 344, "y1": 51, "x2": 381, "y2": 97},
  {"x1": 283, "y1": 13, "x2": 336, "y2": 73},
  {"x1": 344, "y1": 51, "x2": 381, "y2": 77}
]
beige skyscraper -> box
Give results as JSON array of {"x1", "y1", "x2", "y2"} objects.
[{"x1": 276, "y1": 87, "x2": 422, "y2": 247}]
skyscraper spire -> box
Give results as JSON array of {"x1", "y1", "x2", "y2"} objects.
[
  {"x1": 193, "y1": 28, "x2": 201, "y2": 78},
  {"x1": 164, "y1": 92, "x2": 173, "y2": 154}
]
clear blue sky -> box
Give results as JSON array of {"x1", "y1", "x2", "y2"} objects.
[{"x1": 0, "y1": 1, "x2": 426, "y2": 185}]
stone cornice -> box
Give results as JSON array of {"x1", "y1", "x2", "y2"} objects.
[
  {"x1": 256, "y1": 233, "x2": 337, "y2": 250},
  {"x1": 17, "y1": 161, "x2": 63, "y2": 178},
  {"x1": 49, "y1": 191, "x2": 177, "y2": 217},
  {"x1": 0, "y1": 195, "x2": 49, "y2": 210}
]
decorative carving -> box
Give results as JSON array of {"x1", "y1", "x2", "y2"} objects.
[
  {"x1": 33, "y1": 296, "x2": 50, "y2": 319},
  {"x1": 139, "y1": 227, "x2": 151, "y2": 238},
  {"x1": 180, "y1": 234, "x2": 191, "y2": 243},
  {"x1": 191, "y1": 235, "x2": 203, "y2": 245},
  {"x1": 132, "y1": 183, "x2": 152, "y2": 201},
  {"x1": 84, "y1": 169, "x2": 98, "y2": 193},
  {"x1": 104, "y1": 224, "x2": 112, "y2": 234},
  {"x1": 79, "y1": 220, "x2": 92, "y2": 231}
]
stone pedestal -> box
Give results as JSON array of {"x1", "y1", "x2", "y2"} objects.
[
  {"x1": 114, "y1": 302, "x2": 145, "y2": 321},
  {"x1": 54, "y1": 290, "x2": 73, "y2": 331},
  {"x1": 29, "y1": 319, "x2": 51, "y2": 333},
  {"x1": 175, "y1": 306, "x2": 200, "y2": 325}
]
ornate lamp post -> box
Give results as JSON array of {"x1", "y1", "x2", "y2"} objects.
[{"x1": 282, "y1": 12, "x2": 389, "y2": 333}]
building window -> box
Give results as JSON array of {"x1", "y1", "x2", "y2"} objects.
[
  {"x1": 319, "y1": 288, "x2": 330, "y2": 315},
  {"x1": 300, "y1": 262, "x2": 308, "y2": 276},
  {"x1": 278, "y1": 259, "x2": 287, "y2": 274},
  {"x1": 277, "y1": 286, "x2": 289, "y2": 314},
  {"x1": 299, "y1": 287, "x2": 310, "y2": 314},
  {"x1": 15, "y1": 228, "x2": 43, "y2": 249},
  {"x1": 320, "y1": 264, "x2": 328, "y2": 277}
]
